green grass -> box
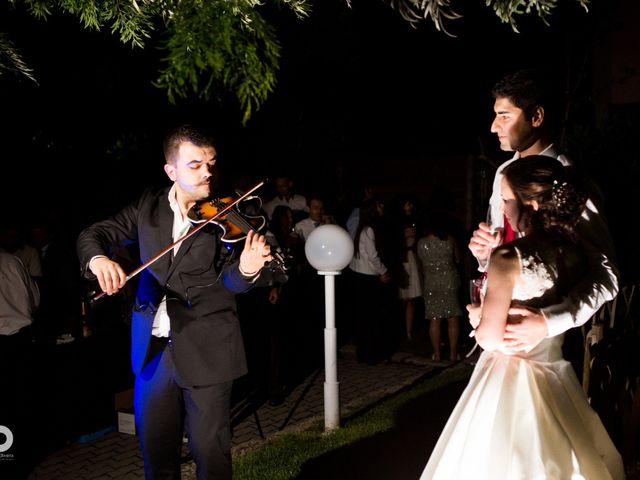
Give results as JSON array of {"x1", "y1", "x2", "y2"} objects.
[{"x1": 232, "y1": 362, "x2": 474, "y2": 480}]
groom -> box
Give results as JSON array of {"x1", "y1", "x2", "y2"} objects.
[{"x1": 468, "y1": 69, "x2": 619, "y2": 352}]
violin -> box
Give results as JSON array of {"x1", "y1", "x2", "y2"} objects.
[
  {"x1": 188, "y1": 192, "x2": 290, "y2": 273},
  {"x1": 90, "y1": 180, "x2": 287, "y2": 303},
  {"x1": 188, "y1": 194, "x2": 266, "y2": 243}
]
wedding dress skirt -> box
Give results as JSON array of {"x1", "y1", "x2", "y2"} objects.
[
  {"x1": 420, "y1": 337, "x2": 624, "y2": 479},
  {"x1": 421, "y1": 234, "x2": 624, "y2": 480}
]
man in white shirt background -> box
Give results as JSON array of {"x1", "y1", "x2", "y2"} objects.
[
  {"x1": 263, "y1": 175, "x2": 308, "y2": 221},
  {"x1": 294, "y1": 196, "x2": 332, "y2": 242},
  {"x1": 0, "y1": 247, "x2": 40, "y2": 478}
]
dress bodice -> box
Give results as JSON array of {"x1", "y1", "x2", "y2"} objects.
[{"x1": 496, "y1": 232, "x2": 586, "y2": 362}]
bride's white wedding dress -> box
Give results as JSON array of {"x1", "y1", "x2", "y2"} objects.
[{"x1": 421, "y1": 233, "x2": 625, "y2": 480}]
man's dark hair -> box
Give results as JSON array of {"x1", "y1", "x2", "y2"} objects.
[
  {"x1": 492, "y1": 69, "x2": 558, "y2": 122},
  {"x1": 163, "y1": 124, "x2": 215, "y2": 164}
]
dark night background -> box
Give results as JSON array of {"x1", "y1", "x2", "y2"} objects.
[
  {"x1": 1, "y1": 0, "x2": 639, "y2": 277},
  {"x1": 1, "y1": 2, "x2": 640, "y2": 475}
]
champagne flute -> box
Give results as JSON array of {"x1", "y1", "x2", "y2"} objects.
[
  {"x1": 468, "y1": 208, "x2": 500, "y2": 341},
  {"x1": 485, "y1": 205, "x2": 504, "y2": 264},
  {"x1": 486, "y1": 205, "x2": 498, "y2": 244}
]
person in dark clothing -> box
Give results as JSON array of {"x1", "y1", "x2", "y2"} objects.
[{"x1": 77, "y1": 124, "x2": 272, "y2": 480}]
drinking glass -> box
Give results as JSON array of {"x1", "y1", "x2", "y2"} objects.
[{"x1": 469, "y1": 278, "x2": 483, "y2": 304}]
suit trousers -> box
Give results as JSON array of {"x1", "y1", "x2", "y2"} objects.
[{"x1": 134, "y1": 337, "x2": 233, "y2": 480}]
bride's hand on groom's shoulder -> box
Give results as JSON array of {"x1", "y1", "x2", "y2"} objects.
[{"x1": 502, "y1": 307, "x2": 548, "y2": 352}]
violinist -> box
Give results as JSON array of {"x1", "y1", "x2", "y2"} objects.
[{"x1": 77, "y1": 124, "x2": 272, "y2": 480}]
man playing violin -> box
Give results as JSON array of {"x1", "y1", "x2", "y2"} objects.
[{"x1": 77, "y1": 124, "x2": 272, "y2": 480}]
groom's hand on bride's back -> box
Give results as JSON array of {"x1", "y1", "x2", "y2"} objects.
[{"x1": 502, "y1": 307, "x2": 548, "y2": 353}]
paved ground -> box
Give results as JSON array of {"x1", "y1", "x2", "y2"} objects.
[
  {"x1": 27, "y1": 340, "x2": 467, "y2": 480},
  {"x1": 23, "y1": 341, "x2": 639, "y2": 480}
]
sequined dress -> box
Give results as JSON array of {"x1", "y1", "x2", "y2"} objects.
[
  {"x1": 416, "y1": 237, "x2": 462, "y2": 319},
  {"x1": 420, "y1": 233, "x2": 625, "y2": 480}
]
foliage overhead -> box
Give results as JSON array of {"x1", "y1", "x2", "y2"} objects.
[
  {"x1": 2, "y1": 0, "x2": 310, "y2": 124},
  {"x1": 390, "y1": 0, "x2": 589, "y2": 35},
  {"x1": 1, "y1": 0, "x2": 589, "y2": 123},
  {"x1": 0, "y1": 30, "x2": 37, "y2": 82}
]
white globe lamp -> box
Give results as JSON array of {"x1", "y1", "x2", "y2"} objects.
[
  {"x1": 304, "y1": 224, "x2": 354, "y2": 273},
  {"x1": 304, "y1": 224, "x2": 354, "y2": 431}
]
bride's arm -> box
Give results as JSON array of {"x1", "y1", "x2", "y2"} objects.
[{"x1": 475, "y1": 246, "x2": 519, "y2": 351}]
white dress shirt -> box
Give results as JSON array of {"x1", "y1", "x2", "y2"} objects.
[
  {"x1": 264, "y1": 194, "x2": 308, "y2": 219},
  {"x1": 294, "y1": 217, "x2": 321, "y2": 242},
  {"x1": 151, "y1": 185, "x2": 192, "y2": 338},
  {"x1": 349, "y1": 226, "x2": 387, "y2": 276}
]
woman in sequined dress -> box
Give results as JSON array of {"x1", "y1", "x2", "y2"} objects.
[{"x1": 416, "y1": 212, "x2": 462, "y2": 363}]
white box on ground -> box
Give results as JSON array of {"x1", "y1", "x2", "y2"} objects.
[{"x1": 118, "y1": 410, "x2": 136, "y2": 435}]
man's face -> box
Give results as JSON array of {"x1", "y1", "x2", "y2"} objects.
[
  {"x1": 164, "y1": 141, "x2": 217, "y2": 203},
  {"x1": 275, "y1": 178, "x2": 291, "y2": 197},
  {"x1": 309, "y1": 199, "x2": 324, "y2": 221},
  {"x1": 490, "y1": 97, "x2": 538, "y2": 153}
]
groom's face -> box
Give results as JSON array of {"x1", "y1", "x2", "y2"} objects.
[{"x1": 490, "y1": 97, "x2": 538, "y2": 153}]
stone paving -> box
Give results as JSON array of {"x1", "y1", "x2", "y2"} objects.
[{"x1": 27, "y1": 344, "x2": 452, "y2": 480}]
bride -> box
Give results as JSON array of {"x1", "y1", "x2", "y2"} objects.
[{"x1": 420, "y1": 156, "x2": 624, "y2": 479}]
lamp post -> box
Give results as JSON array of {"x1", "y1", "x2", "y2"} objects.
[{"x1": 304, "y1": 224, "x2": 354, "y2": 431}]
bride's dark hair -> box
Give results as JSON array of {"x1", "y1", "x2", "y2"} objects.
[{"x1": 502, "y1": 155, "x2": 587, "y2": 232}]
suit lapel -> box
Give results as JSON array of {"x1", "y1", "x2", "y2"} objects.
[
  {"x1": 167, "y1": 226, "x2": 198, "y2": 278},
  {"x1": 150, "y1": 193, "x2": 174, "y2": 284}
]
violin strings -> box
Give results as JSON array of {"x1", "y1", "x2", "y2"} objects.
[{"x1": 213, "y1": 198, "x2": 287, "y2": 270}]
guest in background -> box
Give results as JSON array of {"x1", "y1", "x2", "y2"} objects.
[
  {"x1": 294, "y1": 196, "x2": 332, "y2": 242},
  {"x1": 29, "y1": 221, "x2": 83, "y2": 343},
  {"x1": 348, "y1": 198, "x2": 392, "y2": 365},
  {"x1": 260, "y1": 206, "x2": 305, "y2": 403},
  {"x1": 0, "y1": 247, "x2": 40, "y2": 478},
  {"x1": 263, "y1": 175, "x2": 308, "y2": 221},
  {"x1": 346, "y1": 183, "x2": 376, "y2": 239},
  {"x1": 395, "y1": 195, "x2": 422, "y2": 341},
  {"x1": 417, "y1": 211, "x2": 462, "y2": 363},
  {"x1": 0, "y1": 223, "x2": 42, "y2": 280}
]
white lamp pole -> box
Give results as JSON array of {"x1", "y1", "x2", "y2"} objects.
[{"x1": 304, "y1": 224, "x2": 354, "y2": 431}]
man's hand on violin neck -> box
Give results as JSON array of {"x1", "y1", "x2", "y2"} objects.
[
  {"x1": 239, "y1": 230, "x2": 272, "y2": 277},
  {"x1": 90, "y1": 257, "x2": 127, "y2": 295}
]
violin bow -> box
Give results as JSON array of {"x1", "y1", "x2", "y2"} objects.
[{"x1": 91, "y1": 179, "x2": 266, "y2": 302}]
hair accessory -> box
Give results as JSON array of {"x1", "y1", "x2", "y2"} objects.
[{"x1": 551, "y1": 180, "x2": 569, "y2": 210}]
